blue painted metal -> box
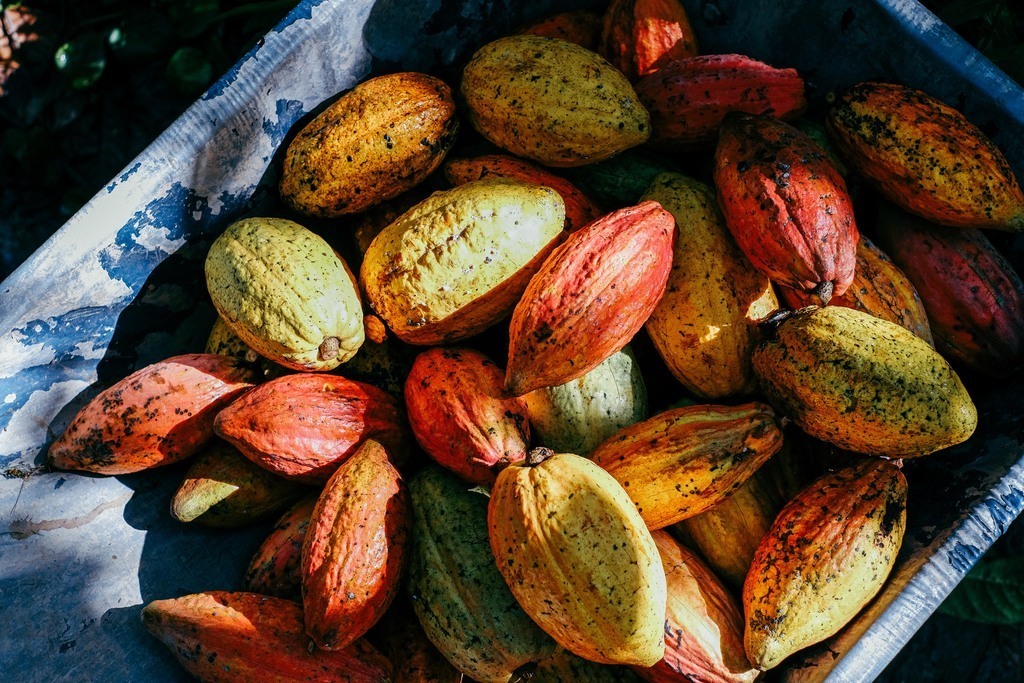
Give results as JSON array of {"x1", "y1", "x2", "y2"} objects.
[{"x1": 1, "y1": 1, "x2": 1023, "y2": 681}]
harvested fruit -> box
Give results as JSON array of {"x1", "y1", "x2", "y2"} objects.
[
  {"x1": 642, "y1": 173, "x2": 779, "y2": 398},
  {"x1": 170, "y1": 440, "x2": 305, "y2": 528},
  {"x1": 444, "y1": 154, "x2": 602, "y2": 231},
  {"x1": 636, "y1": 54, "x2": 806, "y2": 150},
  {"x1": 488, "y1": 448, "x2": 667, "y2": 667},
  {"x1": 461, "y1": 35, "x2": 651, "y2": 166},
  {"x1": 714, "y1": 112, "x2": 858, "y2": 304},
  {"x1": 301, "y1": 440, "x2": 409, "y2": 651},
  {"x1": 245, "y1": 496, "x2": 317, "y2": 601},
  {"x1": 534, "y1": 649, "x2": 642, "y2": 682},
  {"x1": 205, "y1": 217, "x2": 364, "y2": 371},
  {"x1": 279, "y1": 72, "x2": 458, "y2": 217},
  {"x1": 505, "y1": 200, "x2": 675, "y2": 395},
  {"x1": 636, "y1": 531, "x2": 757, "y2": 683},
  {"x1": 360, "y1": 178, "x2": 565, "y2": 345},
  {"x1": 827, "y1": 81, "x2": 1024, "y2": 231},
  {"x1": 48, "y1": 354, "x2": 255, "y2": 475},
  {"x1": 590, "y1": 402, "x2": 784, "y2": 529},
  {"x1": 141, "y1": 591, "x2": 393, "y2": 682},
  {"x1": 600, "y1": 0, "x2": 699, "y2": 81},
  {"x1": 752, "y1": 306, "x2": 977, "y2": 457},
  {"x1": 408, "y1": 466, "x2": 557, "y2": 683},
  {"x1": 523, "y1": 346, "x2": 648, "y2": 457},
  {"x1": 213, "y1": 373, "x2": 410, "y2": 484},
  {"x1": 744, "y1": 459, "x2": 907, "y2": 670},
  {"x1": 404, "y1": 347, "x2": 530, "y2": 485},
  {"x1": 874, "y1": 202, "x2": 1024, "y2": 375}
]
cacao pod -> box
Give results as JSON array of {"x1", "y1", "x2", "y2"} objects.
[
  {"x1": 280, "y1": 72, "x2": 458, "y2": 217},
  {"x1": 752, "y1": 306, "x2": 977, "y2": 457},
  {"x1": 590, "y1": 402, "x2": 784, "y2": 529},
  {"x1": 302, "y1": 439, "x2": 410, "y2": 651},
  {"x1": 505, "y1": 201, "x2": 675, "y2": 395},
  {"x1": 488, "y1": 449, "x2": 667, "y2": 667},
  {"x1": 461, "y1": 35, "x2": 651, "y2": 167},
  {"x1": 245, "y1": 496, "x2": 317, "y2": 601},
  {"x1": 744, "y1": 459, "x2": 907, "y2": 670},
  {"x1": 360, "y1": 178, "x2": 565, "y2": 345},
  {"x1": 48, "y1": 354, "x2": 255, "y2": 475},
  {"x1": 714, "y1": 112, "x2": 858, "y2": 303},
  {"x1": 827, "y1": 81, "x2": 1024, "y2": 231},
  {"x1": 141, "y1": 592, "x2": 393, "y2": 682},
  {"x1": 405, "y1": 347, "x2": 530, "y2": 485},
  {"x1": 642, "y1": 173, "x2": 779, "y2": 398},
  {"x1": 520, "y1": 9, "x2": 603, "y2": 51},
  {"x1": 600, "y1": 0, "x2": 699, "y2": 81},
  {"x1": 213, "y1": 373, "x2": 410, "y2": 484}
]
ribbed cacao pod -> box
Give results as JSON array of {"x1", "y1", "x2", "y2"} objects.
[
  {"x1": 461, "y1": 35, "x2": 651, "y2": 167},
  {"x1": 360, "y1": 179, "x2": 565, "y2": 345},
  {"x1": 590, "y1": 402, "x2": 784, "y2": 529},
  {"x1": 141, "y1": 592, "x2": 393, "y2": 682},
  {"x1": 488, "y1": 449, "x2": 667, "y2": 667},
  {"x1": 714, "y1": 112, "x2": 858, "y2": 304},
  {"x1": 213, "y1": 373, "x2": 410, "y2": 484},
  {"x1": 520, "y1": 9, "x2": 603, "y2": 51},
  {"x1": 533, "y1": 649, "x2": 642, "y2": 682},
  {"x1": 506, "y1": 201, "x2": 675, "y2": 395},
  {"x1": 744, "y1": 459, "x2": 907, "y2": 670},
  {"x1": 170, "y1": 439, "x2": 305, "y2": 528},
  {"x1": 48, "y1": 354, "x2": 255, "y2": 475},
  {"x1": 642, "y1": 173, "x2": 779, "y2": 398},
  {"x1": 636, "y1": 54, "x2": 806, "y2": 150},
  {"x1": 873, "y1": 202, "x2": 1024, "y2": 375},
  {"x1": 827, "y1": 81, "x2": 1024, "y2": 231},
  {"x1": 408, "y1": 466, "x2": 557, "y2": 683},
  {"x1": 634, "y1": 531, "x2": 757, "y2": 683},
  {"x1": 302, "y1": 440, "x2": 410, "y2": 651},
  {"x1": 523, "y1": 346, "x2": 648, "y2": 457},
  {"x1": 245, "y1": 496, "x2": 317, "y2": 601},
  {"x1": 279, "y1": 72, "x2": 458, "y2": 217},
  {"x1": 404, "y1": 347, "x2": 530, "y2": 485},
  {"x1": 752, "y1": 306, "x2": 977, "y2": 457}
]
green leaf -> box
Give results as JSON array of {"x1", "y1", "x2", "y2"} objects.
[
  {"x1": 938, "y1": 557, "x2": 1024, "y2": 624},
  {"x1": 165, "y1": 46, "x2": 213, "y2": 97},
  {"x1": 54, "y1": 34, "x2": 107, "y2": 90}
]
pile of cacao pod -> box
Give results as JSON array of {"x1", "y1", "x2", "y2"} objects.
[{"x1": 45, "y1": 1, "x2": 1024, "y2": 681}]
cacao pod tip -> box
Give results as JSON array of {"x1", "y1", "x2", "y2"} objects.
[
  {"x1": 525, "y1": 447, "x2": 555, "y2": 467},
  {"x1": 812, "y1": 281, "x2": 833, "y2": 306},
  {"x1": 757, "y1": 307, "x2": 797, "y2": 334},
  {"x1": 318, "y1": 336, "x2": 341, "y2": 361},
  {"x1": 364, "y1": 315, "x2": 388, "y2": 344}
]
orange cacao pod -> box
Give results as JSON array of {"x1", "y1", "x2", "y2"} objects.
[
  {"x1": 778, "y1": 235, "x2": 934, "y2": 346},
  {"x1": 404, "y1": 347, "x2": 530, "y2": 485},
  {"x1": 520, "y1": 9, "x2": 603, "y2": 51},
  {"x1": 213, "y1": 373, "x2": 410, "y2": 484},
  {"x1": 590, "y1": 402, "x2": 784, "y2": 530},
  {"x1": 141, "y1": 591, "x2": 393, "y2": 682},
  {"x1": 48, "y1": 354, "x2": 256, "y2": 475},
  {"x1": 744, "y1": 459, "x2": 907, "y2": 670},
  {"x1": 245, "y1": 496, "x2": 317, "y2": 601},
  {"x1": 302, "y1": 440, "x2": 410, "y2": 651},
  {"x1": 714, "y1": 112, "x2": 858, "y2": 303},
  {"x1": 873, "y1": 203, "x2": 1024, "y2": 375},
  {"x1": 634, "y1": 531, "x2": 757, "y2": 683},
  {"x1": 444, "y1": 154, "x2": 602, "y2": 232},
  {"x1": 827, "y1": 81, "x2": 1024, "y2": 231},
  {"x1": 506, "y1": 201, "x2": 676, "y2": 395},
  {"x1": 635, "y1": 54, "x2": 806, "y2": 150},
  {"x1": 600, "y1": 0, "x2": 699, "y2": 81}
]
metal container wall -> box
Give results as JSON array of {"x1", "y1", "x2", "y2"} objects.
[{"x1": 2, "y1": 1, "x2": 1023, "y2": 681}]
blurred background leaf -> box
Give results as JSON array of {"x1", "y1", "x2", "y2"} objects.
[{"x1": 939, "y1": 557, "x2": 1024, "y2": 624}]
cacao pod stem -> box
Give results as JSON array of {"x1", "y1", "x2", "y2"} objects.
[
  {"x1": 525, "y1": 447, "x2": 555, "y2": 467},
  {"x1": 812, "y1": 281, "x2": 834, "y2": 306},
  {"x1": 319, "y1": 337, "x2": 341, "y2": 360}
]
